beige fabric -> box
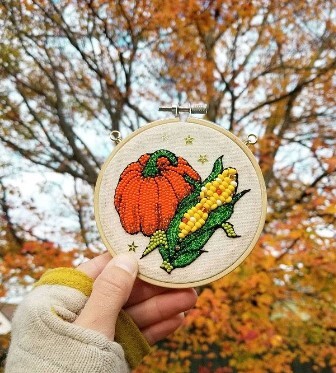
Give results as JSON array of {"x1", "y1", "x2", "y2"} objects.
[
  {"x1": 5, "y1": 285, "x2": 130, "y2": 373},
  {"x1": 96, "y1": 119, "x2": 265, "y2": 286}
]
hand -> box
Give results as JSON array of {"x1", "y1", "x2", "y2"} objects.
[{"x1": 73, "y1": 252, "x2": 198, "y2": 345}]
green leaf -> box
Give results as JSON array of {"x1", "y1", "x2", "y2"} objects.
[
  {"x1": 203, "y1": 204, "x2": 234, "y2": 230},
  {"x1": 176, "y1": 183, "x2": 202, "y2": 212},
  {"x1": 203, "y1": 156, "x2": 224, "y2": 185},
  {"x1": 177, "y1": 227, "x2": 216, "y2": 256},
  {"x1": 232, "y1": 189, "x2": 251, "y2": 204},
  {"x1": 159, "y1": 246, "x2": 170, "y2": 262},
  {"x1": 171, "y1": 249, "x2": 205, "y2": 268}
]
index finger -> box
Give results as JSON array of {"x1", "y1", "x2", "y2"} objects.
[
  {"x1": 76, "y1": 252, "x2": 112, "y2": 279},
  {"x1": 125, "y1": 278, "x2": 169, "y2": 307}
]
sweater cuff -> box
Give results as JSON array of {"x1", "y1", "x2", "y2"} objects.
[{"x1": 34, "y1": 267, "x2": 151, "y2": 369}]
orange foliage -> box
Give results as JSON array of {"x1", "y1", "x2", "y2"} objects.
[{"x1": 0, "y1": 241, "x2": 77, "y2": 297}]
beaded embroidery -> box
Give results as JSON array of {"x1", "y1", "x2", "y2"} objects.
[
  {"x1": 114, "y1": 149, "x2": 201, "y2": 236},
  {"x1": 115, "y1": 150, "x2": 250, "y2": 273}
]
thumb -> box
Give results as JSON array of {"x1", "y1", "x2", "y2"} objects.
[{"x1": 74, "y1": 252, "x2": 138, "y2": 340}]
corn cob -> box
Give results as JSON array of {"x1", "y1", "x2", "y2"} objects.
[{"x1": 178, "y1": 167, "x2": 238, "y2": 239}]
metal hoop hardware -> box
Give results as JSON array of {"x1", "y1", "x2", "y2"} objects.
[
  {"x1": 109, "y1": 130, "x2": 122, "y2": 145},
  {"x1": 244, "y1": 134, "x2": 258, "y2": 146},
  {"x1": 159, "y1": 104, "x2": 208, "y2": 117}
]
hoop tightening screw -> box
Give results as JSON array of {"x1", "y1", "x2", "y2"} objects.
[{"x1": 159, "y1": 104, "x2": 207, "y2": 117}]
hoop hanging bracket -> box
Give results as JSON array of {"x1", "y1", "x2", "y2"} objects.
[
  {"x1": 110, "y1": 130, "x2": 122, "y2": 145},
  {"x1": 244, "y1": 134, "x2": 258, "y2": 146}
]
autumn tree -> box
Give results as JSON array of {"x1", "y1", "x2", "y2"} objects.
[{"x1": 0, "y1": 0, "x2": 335, "y2": 372}]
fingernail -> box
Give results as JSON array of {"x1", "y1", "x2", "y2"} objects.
[{"x1": 112, "y1": 253, "x2": 138, "y2": 275}]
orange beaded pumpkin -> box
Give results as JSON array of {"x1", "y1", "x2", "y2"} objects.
[{"x1": 114, "y1": 149, "x2": 201, "y2": 236}]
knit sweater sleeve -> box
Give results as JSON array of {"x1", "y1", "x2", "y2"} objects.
[{"x1": 5, "y1": 268, "x2": 151, "y2": 373}]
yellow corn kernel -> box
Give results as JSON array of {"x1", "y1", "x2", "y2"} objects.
[
  {"x1": 216, "y1": 199, "x2": 222, "y2": 206},
  {"x1": 210, "y1": 186, "x2": 216, "y2": 192},
  {"x1": 222, "y1": 170, "x2": 229, "y2": 176},
  {"x1": 201, "y1": 198, "x2": 208, "y2": 204},
  {"x1": 195, "y1": 222, "x2": 202, "y2": 229},
  {"x1": 205, "y1": 182, "x2": 212, "y2": 189},
  {"x1": 178, "y1": 233, "x2": 185, "y2": 238},
  {"x1": 206, "y1": 190, "x2": 214, "y2": 197},
  {"x1": 224, "y1": 177, "x2": 231, "y2": 183},
  {"x1": 190, "y1": 216, "x2": 196, "y2": 222},
  {"x1": 213, "y1": 181, "x2": 220, "y2": 188},
  {"x1": 219, "y1": 184, "x2": 226, "y2": 191},
  {"x1": 220, "y1": 196, "x2": 226, "y2": 203},
  {"x1": 184, "y1": 213, "x2": 191, "y2": 219},
  {"x1": 222, "y1": 191, "x2": 229, "y2": 199},
  {"x1": 218, "y1": 174, "x2": 224, "y2": 180},
  {"x1": 182, "y1": 229, "x2": 188, "y2": 235},
  {"x1": 204, "y1": 202, "x2": 211, "y2": 210},
  {"x1": 200, "y1": 191, "x2": 205, "y2": 198},
  {"x1": 226, "y1": 196, "x2": 232, "y2": 203},
  {"x1": 187, "y1": 221, "x2": 194, "y2": 227},
  {"x1": 196, "y1": 203, "x2": 202, "y2": 209},
  {"x1": 199, "y1": 218, "x2": 206, "y2": 225},
  {"x1": 209, "y1": 196, "x2": 217, "y2": 204},
  {"x1": 228, "y1": 185, "x2": 235, "y2": 192},
  {"x1": 202, "y1": 212, "x2": 208, "y2": 219},
  {"x1": 179, "y1": 222, "x2": 187, "y2": 229},
  {"x1": 194, "y1": 213, "x2": 201, "y2": 220},
  {"x1": 184, "y1": 225, "x2": 191, "y2": 232},
  {"x1": 229, "y1": 168, "x2": 236, "y2": 175},
  {"x1": 191, "y1": 226, "x2": 197, "y2": 232},
  {"x1": 213, "y1": 193, "x2": 219, "y2": 199},
  {"x1": 211, "y1": 204, "x2": 217, "y2": 210}
]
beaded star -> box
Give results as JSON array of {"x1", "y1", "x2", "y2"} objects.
[
  {"x1": 128, "y1": 241, "x2": 138, "y2": 252},
  {"x1": 198, "y1": 154, "x2": 208, "y2": 164},
  {"x1": 184, "y1": 135, "x2": 194, "y2": 145}
]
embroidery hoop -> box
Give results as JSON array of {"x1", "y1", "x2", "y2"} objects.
[{"x1": 94, "y1": 117, "x2": 267, "y2": 288}]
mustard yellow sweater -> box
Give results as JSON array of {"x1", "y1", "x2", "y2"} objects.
[{"x1": 5, "y1": 267, "x2": 151, "y2": 373}]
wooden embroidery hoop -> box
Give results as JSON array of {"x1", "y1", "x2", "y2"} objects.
[{"x1": 94, "y1": 117, "x2": 267, "y2": 288}]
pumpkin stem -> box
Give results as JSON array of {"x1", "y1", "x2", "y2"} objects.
[{"x1": 142, "y1": 149, "x2": 178, "y2": 177}]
